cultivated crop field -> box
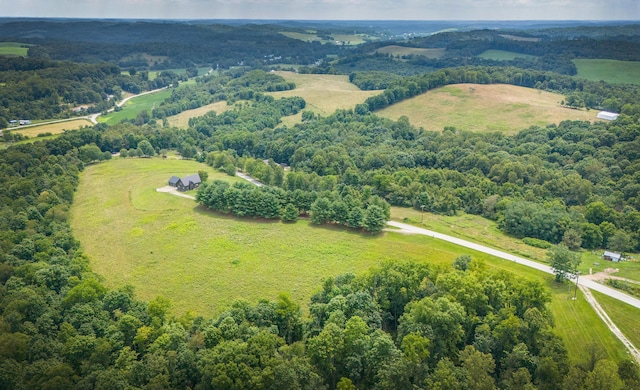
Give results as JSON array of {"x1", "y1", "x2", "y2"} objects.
[
  {"x1": 166, "y1": 100, "x2": 233, "y2": 128},
  {"x1": 573, "y1": 59, "x2": 640, "y2": 85},
  {"x1": 70, "y1": 157, "x2": 628, "y2": 362},
  {"x1": 268, "y1": 71, "x2": 379, "y2": 124},
  {"x1": 375, "y1": 45, "x2": 445, "y2": 59},
  {"x1": 377, "y1": 83, "x2": 597, "y2": 133}
]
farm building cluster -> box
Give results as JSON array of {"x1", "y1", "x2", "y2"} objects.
[{"x1": 168, "y1": 173, "x2": 201, "y2": 192}]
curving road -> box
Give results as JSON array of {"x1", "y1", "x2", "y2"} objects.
[{"x1": 387, "y1": 220, "x2": 640, "y2": 310}]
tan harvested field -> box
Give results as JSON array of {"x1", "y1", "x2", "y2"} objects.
[
  {"x1": 375, "y1": 45, "x2": 445, "y2": 59},
  {"x1": 268, "y1": 71, "x2": 380, "y2": 120},
  {"x1": 167, "y1": 101, "x2": 234, "y2": 128},
  {"x1": 377, "y1": 83, "x2": 599, "y2": 134},
  {"x1": 11, "y1": 119, "x2": 93, "y2": 137}
]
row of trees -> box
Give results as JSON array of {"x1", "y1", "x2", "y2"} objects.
[{"x1": 195, "y1": 180, "x2": 391, "y2": 233}]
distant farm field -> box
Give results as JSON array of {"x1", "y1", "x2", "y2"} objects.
[
  {"x1": 279, "y1": 31, "x2": 373, "y2": 45},
  {"x1": 478, "y1": 49, "x2": 536, "y2": 61},
  {"x1": 375, "y1": 45, "x2": 445, "y2": 59},
  {"x1": 70, "y1": 158, "x2": 627, "y2": 362},
  {"x1": 268, "y1": 71, "x2": 379, "y2": 123},
  {"x1": 0, "y1": 42, "x2": 30, "y2": 56},
  {"x1": 10, "y1": 119, "x2": 93, "y2": 137},
  {"x1": 167, "y1": 101, "x2": 233, "y2": 128},
  {"x1": 377, "y1": 83, "x2": 597, "y2": 133},
  {"x1": 573, "y1": 59, "x2": 640, "y2": 85}
]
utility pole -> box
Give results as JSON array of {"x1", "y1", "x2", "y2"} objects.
[
  {"x1": 420, "y1": 205, "x2": 425, "y2": 224},
  {"x1": 573, "y1": 271, "x2": 580, "y2": 300}
]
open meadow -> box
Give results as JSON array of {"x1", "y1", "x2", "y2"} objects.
[
  {"x1": 375, "y1": 45, "x2": 445, "y2": 59},
  {"x1": 8, "y1": 118, "x2": 93, "y2": 137},
  {"x1": 70, "y1": 157, "x2": 630, "y2": 362},
  {"x1": 573, "y1": 59, "x2": 640, "y2": 85},
  {"x1": 166, "y1": 100, "x2": 233, "y2": 128},
  {"x1": 0, "y1": 42, "x2": 30, "y2": 56},
  {"x1": 478, "y1": 49, "x2": 537, "y2": 61},
  {"x1": 376, "y1": 83, "x2": 598, "y2": 133},
  {"x1": 99, "y1": 89, "x2": 175, "y2": 124},
  {"x1": 267, "y1": 71, "x2": 380, "y2": 125}
]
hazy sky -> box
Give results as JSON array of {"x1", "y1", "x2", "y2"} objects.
[{"x1": 3, "y1": 0, "x2": 640, "y2": 21}]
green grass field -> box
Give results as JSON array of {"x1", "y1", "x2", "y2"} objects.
[
  {"x1": 268, "y1": 72, "x2": 379, "y2": 123},
  {"x1": 592, "y1": 290, "x2": 640, "y2": 352},
  {"x1": 573, "y1": 59, "x2": 640, "y2": 85},
  {"x1": 69, "y1": 157, "x2": 629, "y2": 362},
  {"x1": 478, "y1": 49, "x2": 537, "y2": 61},
  {"x1": 376, "y1": 83, "x2": 597, "y2": 134},
  {"x1": 0, "y1": 42, "x2": 30, "y2": 56},
  {"x1": 99, "y1": 89, "x2": 174, "y2": 124}
]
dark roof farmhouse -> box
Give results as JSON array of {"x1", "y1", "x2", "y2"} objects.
[{"x1": 168, "y1": 174, "x2": 201, "y2": 191}]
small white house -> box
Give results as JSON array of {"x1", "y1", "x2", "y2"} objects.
[
  {"x1": 603, "y1": 251, "x2": 622, "y2": 262},
  {"x1": 597, "y1": 111, "x2": 619, "y2": 121}
]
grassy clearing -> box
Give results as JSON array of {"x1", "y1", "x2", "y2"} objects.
[
  {"x1": 592, "y1": 290, "x2": 640, "y2": 352},
  {"x1": 99, "y1": 89, "x2": 174, "y2": 124},
  {"x1": 391, "y1": 207, "x2": 548, "y2": 261},
  {"x1": 267, "y1": 71, "x2": 379, "y2": 121},
  {"x1": 70, "y1": 158, "x2": 627, "y2": 362},
  {"x1": 0, "y1": 42, "x2": 30, "y2": 56},
  {"x1": 375, "y1": 45, "x2": 445, "y2": 59},
  {"x1": 280, "y1": 32, "x2": 373, "y2": 45},
  {"x1": 9, "y1": 119, "x2": 93, "y2": 138},
  {"x1": 280, "y1": 31, "x2": 326, "y2": 43},
  {"x1": 573, "y1": 59, "x2": 640, "y2": 85},
  {"x1": 499, "y1": 35, "x2": 541, "y2": 42},
  {"x1": 376, "y1": 83, "x2": 597, "y2": 134},
  {"x1": 166, "y1": 101, "x2": 233, "y2": 128},
  {"x1": 478, "y1": 49, "x2": 536, "y2": 61},
  {"x1": 579, "y1": 251, "x2": 640, "y2": 282}
]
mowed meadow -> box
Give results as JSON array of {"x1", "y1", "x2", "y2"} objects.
[
  {"x1": 267, "y1": 71, "x2": 380, "y2": 125},
  {"x1": 376, "y1": 83, "x2": 598, "y2": 133},
  {"x1": 70, "y1": 157, "x2": 630, "y2": 362}
]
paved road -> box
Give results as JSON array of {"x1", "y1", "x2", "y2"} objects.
[
  {"x1": 236, "y1": 171, "x2": 264, "y2": 187},
  {"x1": 387, "y1": 220, "x2": 640, "y2": 310}
]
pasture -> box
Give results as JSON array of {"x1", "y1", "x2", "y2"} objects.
[
  {"x1": 279, "y1": 31, "x2": 373, "y2": 45},
  {"x1": 376, "y1": 83, "x2": 597, "y2": 134},
  {"x1": 573, "y1": 59, "x2": 640, "y2": 85},
  {"x1": 166, "y1": 100, "x2": 233, "y2": 128},
  {"x1": 593, "y1": 291, "x2": 640, "y2": 352},
  {"x1": 375, "y1": 45, "x2": 445, "y2": 59},
  {"x1": 9, "y1": 118, "x2": 93, "y2": 138},
  {"x1": 0, "y1": 42, "x2": 30, "y2": 56},
  {"x1": 99, "y1": 89, "x2": 174, "y2": 124},
  {"x1": 478, "y1": 49, "x2": 537, "y2": 61},
  {"x1": 267, "y1": 71, "x2": 379, "y2": 122},
  {"x1": 70, "y1": 157, "x2": 628, "y2": 362}
]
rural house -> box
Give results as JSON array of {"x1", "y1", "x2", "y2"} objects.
[
  {"x1": 603, "y1": 251, "x2": 622, "y2": 262},
  {"x1": 169, "y1": 173, "x2": 202, "y2": 191}
]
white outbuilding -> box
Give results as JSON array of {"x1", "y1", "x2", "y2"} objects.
[{"x1": 597, "y1": 111, "x2": 619, "y2": 121}]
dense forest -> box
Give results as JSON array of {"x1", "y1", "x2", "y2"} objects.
[
  {"x1": 0, "y1": 57, "x2": 182, "y2": 125},
  {"x1": 2, "y1": 19, "x2": 640, "y2": 389}
]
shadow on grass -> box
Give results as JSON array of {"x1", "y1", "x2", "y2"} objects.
[{"x1": 193, "y1": 204, "x2": 383, "y2": 239}]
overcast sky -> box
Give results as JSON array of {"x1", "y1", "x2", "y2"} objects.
[{"x1": 3, "y1": 0, "x2": 639, "y2": 21}]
